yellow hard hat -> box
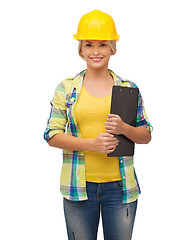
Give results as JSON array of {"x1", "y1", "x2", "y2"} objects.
[{"x1": 73, "y1": 10, "x2": 120, "y2": 41}]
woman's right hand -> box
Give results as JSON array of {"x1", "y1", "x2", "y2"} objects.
[{"x1": 90, "y1": 133, "x2": 119, "y2": 154}]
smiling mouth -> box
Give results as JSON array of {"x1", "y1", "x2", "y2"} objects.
[{"x1": 90, "y1": 57, "x2": 103, "y2": 62}]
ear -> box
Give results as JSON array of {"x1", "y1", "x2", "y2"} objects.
[
  {"x1": 110, "y1": 47, "x2": 115, "y2": 56},
  {"x1": 78, "y1": 40, "x2": 85, "y2": 58},
  {"x1": 79, "y1": 48, "x2": 84, "y2": 58},
  {"x1": 111, "y1": 50, "x2": 116, "y2": 56}
]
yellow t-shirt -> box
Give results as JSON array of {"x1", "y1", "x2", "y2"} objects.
[{"x1": 75, "y1": 85, "x2": 122, "y2": 183}]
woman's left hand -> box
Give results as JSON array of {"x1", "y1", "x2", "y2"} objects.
[{"x1": 105, "y1": 114, "x2": 125, "y2": 135}]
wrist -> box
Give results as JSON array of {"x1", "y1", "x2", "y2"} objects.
[
  {"x1": 84, "y1": 138, "x2": 94, "y2": 151},
  {"x1": 122, "y1": 122, "x2": 129, "y2": 135},
  {"x1": 122, "y1": 122, "x2": 134, "y2": 138}
]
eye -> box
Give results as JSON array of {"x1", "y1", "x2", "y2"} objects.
[
  {"x1": 100, "y1": 43, "x2": 107, "y2": 47},
  {"x1": 85, "y1": 43, "x2": 92, "y2": 47}
]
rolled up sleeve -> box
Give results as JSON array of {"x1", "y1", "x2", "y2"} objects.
[
  {"x1": 136, "y1": 91, "x2": 153, "y2": 132},
  {"x1": 44, "y1": 82, "x2": 68, "y2": 142}
]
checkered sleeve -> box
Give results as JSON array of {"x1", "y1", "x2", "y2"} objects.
[
  {"x1": 136, "y1": 90, "x2": 153, "y2": 132},
  {"x1": 44, "y1": 81, "x2": 68, "y2": 141}
]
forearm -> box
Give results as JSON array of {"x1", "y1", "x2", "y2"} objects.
[
  {"x1": 47, "y1": 132, "x2": 119, "y2": 154},
  {"x1": 47, "y1": 133, "x2": 93, "y2": 151},
  {"x1": 105, "y1": 114, "x2": 151, "y2": 144},
  {"x1": 122, "y1": 124, "x2": 151, "y2": 144}
]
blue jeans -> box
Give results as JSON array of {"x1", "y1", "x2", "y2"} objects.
[{"x1": 63, "y1": 181, "x2": 138, "y2": 240}]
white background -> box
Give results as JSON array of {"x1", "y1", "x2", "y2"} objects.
[{"x1": 0, "y1": 0, "x2": 190, "y2": 239}]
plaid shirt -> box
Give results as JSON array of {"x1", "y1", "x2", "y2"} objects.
[{"x1": 44, "y1": 70, "x2": 152, "y2": 203}]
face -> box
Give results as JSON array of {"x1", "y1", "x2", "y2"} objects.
[{"x1": 80, "y1": 40, "x2": 113, "y2": 69}]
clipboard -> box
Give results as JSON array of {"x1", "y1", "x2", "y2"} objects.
[{"x1": 107, "y1": 86, "x2": 139, "y2": 157}]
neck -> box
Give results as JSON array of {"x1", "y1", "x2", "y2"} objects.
[{"x1": 84, "y1": 66, "x2": 111, "y2": 83}]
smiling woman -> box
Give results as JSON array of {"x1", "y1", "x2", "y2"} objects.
[
  {"x1": 79, "y1": 40, "x2": 113, "y2": 70},
  {"x1": 44, "y1": 9, "x2": 152, "y2": 240},
  {"x1": 78, "y1": 40, "x2": 117, "y2": 58}
]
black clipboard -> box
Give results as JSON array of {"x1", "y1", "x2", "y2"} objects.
[{"x1": 107, "y1": 86, "x2": 139, "y2": 157}]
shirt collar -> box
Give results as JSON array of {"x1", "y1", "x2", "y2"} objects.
[{"x1": 72, "y1": 69, "x2": 123, "y2": 88}]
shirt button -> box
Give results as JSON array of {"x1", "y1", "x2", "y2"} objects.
[
  {"x1": 120, "y1": 160, "x2": 123, "y2": 163},
  {"x1": 123, "y1": 176, "x2": 126, "y2": 179}
]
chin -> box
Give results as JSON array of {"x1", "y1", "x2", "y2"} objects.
[{"x1": 88, "y1": 62, "x2": 109, "y2": 70}]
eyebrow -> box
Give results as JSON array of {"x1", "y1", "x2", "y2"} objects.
[{"x1": 85, "y1": 40, "x2": 107, "y2": 43}]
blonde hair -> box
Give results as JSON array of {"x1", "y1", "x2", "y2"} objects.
[{"x1": 78, "y1": 40, "x2": 117, "y2": 59}]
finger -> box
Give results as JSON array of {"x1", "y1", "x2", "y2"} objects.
[
  {"x1": 105, "y1": 125, "x2": 117, "y2": 134},
  {"x1": 103, "y1": 139, "x2": 118, "y2": 148},
  {"x1": 106, "y1": 146, "x2": 117, "y2": 151},
  {"x1": 108, "y1": 114, "x2": 119, "y2": 118},
  {"x1": 102, "y1": 142, "x2": 118, "y2": 153},
  {"x1": 105, "y1": 118, "x2": 112, "y2": 123},
  {"x1": 104, "y1": 141, "x2": 119, "y2": 147},
  {"x1": 106, "y1": 146, "x2": 117, "y2": 154},
  {"x1": 105, "y1": 129, "x2": 113, "y2": 135},
  {"x1": 100, "y1": 132, "x2": 115, "y2": 138},
  {"x1": 106, "y1": 129, "x2": 115, "y2": 134},
  {"x1": 105, "y1": 122, "x2": 117, "y2": 129},
  {"x1": 107, "y1": 133, "x2": 118, "y2": 139},
  {"x1": 105, "y1": 124, "x2": 114, "y2": 130},
  {"x1": 105, "y1": 134, "x2": 118, "y2": 140},
  {"x1": 103, "y1": 142, "x2": 119, "y2": 150},
  {"x1": 105, "y1": 123, "x2": 116, "y2": 129},
  {"x1": 106, "y1": 117, "x2": 118, "y2": 122}
]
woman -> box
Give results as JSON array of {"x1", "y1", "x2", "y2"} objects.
[{"x1": 44, "y1": 10, "x2": 152, "y2": 240}]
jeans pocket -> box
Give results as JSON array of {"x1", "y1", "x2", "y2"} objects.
[
  {"x1": 113, "y1": 180, "x2": 123, "y2": 190},
  {"x1": 112, "y1": 181, "x2": 123, "y2": 192},
  {"x1": 118, "y1": 180, "x2": 123, "y2": 188}
]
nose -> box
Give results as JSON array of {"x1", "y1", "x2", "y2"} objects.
[{"x1": 93, "y1": 46, "x2": 99, "y2": 56}]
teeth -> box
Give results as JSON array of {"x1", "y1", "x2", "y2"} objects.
[{"x1": 91, "y1": 58, "x2": 102, "y2": 60}]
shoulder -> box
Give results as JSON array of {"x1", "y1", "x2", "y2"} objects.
[
  {"x1": 57, "y1": 70, "x2": 85, "y2": 92},
  {"x1": 59, "y1": 76, "x2": 75, "y2": 87},
  {"x1": 115, "y1": 74, "x2": 144, "y2": 100},
  {"x1": 55, "y1": 71, "x2": 83, "y2": 95},
  {"x1": 52, "y1": 78, "x2": 74, "y2": 100},
  {"x1": 121, "y1": 78, "x2": 138, "y2": 89},
  {"x1": 110, "y1": 70, "x2": 139, "y2": 89},
  {"x1": 59, "y1": 77, "x2": 74, "y2": 90},
  {"x1": 116, "y1": 73, "x2": 138, "y2": 88},
  {"x1": 120, "y1": 78, "x2": 143, "y2": 101}
]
